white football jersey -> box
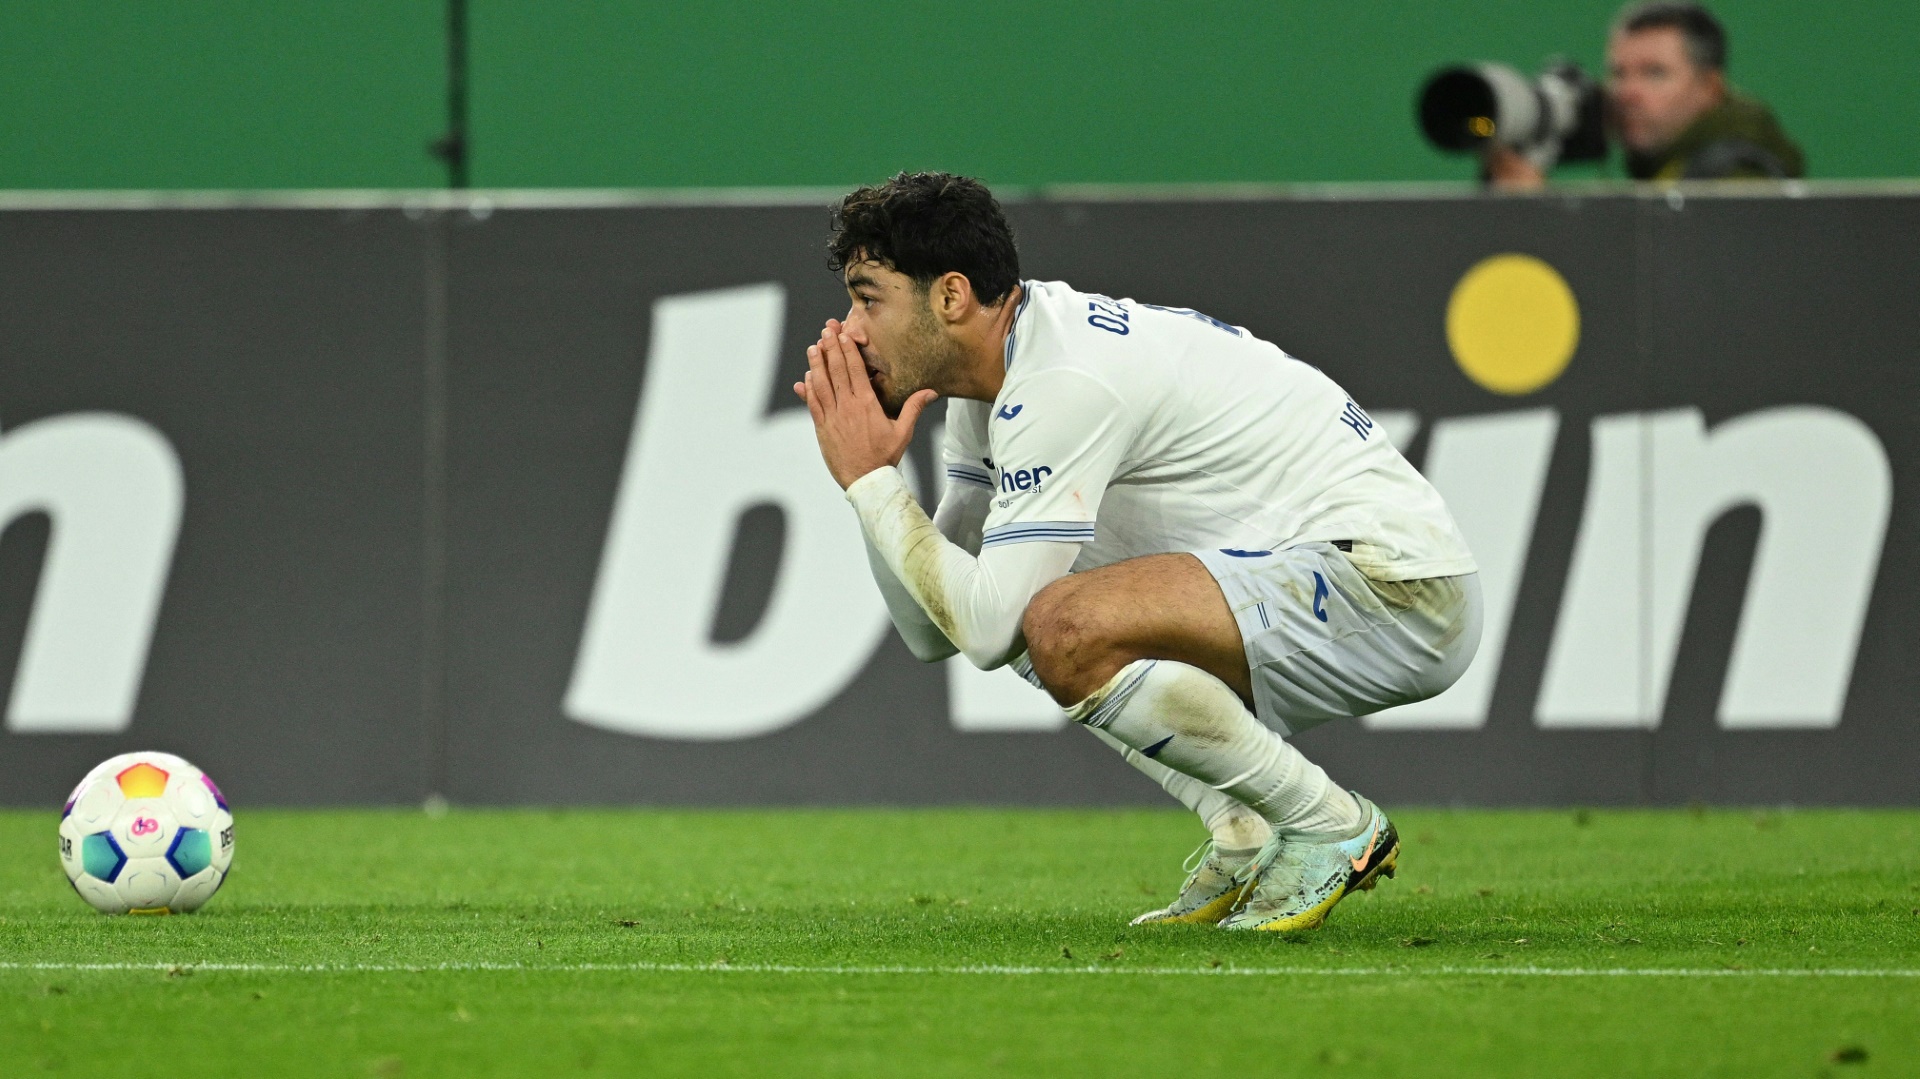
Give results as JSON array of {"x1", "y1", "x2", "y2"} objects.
[{"x1": 941, "y1": 279, "x2": 1476, "y2": 581}]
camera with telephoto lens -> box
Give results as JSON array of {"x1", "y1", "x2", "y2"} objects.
[{"x1": 1418, "y1": 61, "x2": 1607, "y2": 170}]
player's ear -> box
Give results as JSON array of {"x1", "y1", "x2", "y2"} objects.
[{"x1": 930, "y1": 271, "x2": 974, "y2": 325}]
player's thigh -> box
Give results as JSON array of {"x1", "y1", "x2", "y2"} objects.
[{"x1": 1022, "y1": 552, "x2": 1250, "y2": 705}]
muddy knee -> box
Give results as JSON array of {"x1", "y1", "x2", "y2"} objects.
[{"x1": 1023, "y1": 582, "x2": 1131, "y2": 705}]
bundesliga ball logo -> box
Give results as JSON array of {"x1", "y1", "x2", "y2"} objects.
[{"x1": 57, "y1": 751, "x2": 235, "y2": 915}]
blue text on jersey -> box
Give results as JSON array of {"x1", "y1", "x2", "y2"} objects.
[
  {"x1": 999, "y1": 465, "x2": 1054, "y2": 493},
  {"x1": 1338, "y1": 399, "x2": 1375, "y2": 440},
  {"x1": 1086, "y1": 296, "x2": 1130, "y2": 336}
]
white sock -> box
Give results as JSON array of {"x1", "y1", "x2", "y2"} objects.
[
  {"x1": 1068, "y1": 659, "x2": 1364, "y2": 841},
  {"x1": 1011, "y1": 649, "x2": 1272, "y2": 851},
  {"x1": 1084, "y1": 726, "x2": 1272, "y2": 851}
]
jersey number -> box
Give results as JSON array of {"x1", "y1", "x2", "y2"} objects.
[{"x1": 1086, "y1": 297, "x2": 1130, "y2": 336}]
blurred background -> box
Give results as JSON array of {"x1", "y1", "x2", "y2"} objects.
[
  {"x1": 1, "y1": 3, "x2": 1916, "y2": 810},
  {"x1": 2, "y1": 0, "x2": 1915, "y2": 190}
]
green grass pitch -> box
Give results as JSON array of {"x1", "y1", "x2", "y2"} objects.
[{"x1": 3, "y1": 806, "x2": 1917, "y2": 1077}]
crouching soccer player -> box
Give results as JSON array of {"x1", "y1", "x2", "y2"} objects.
[{"x1": 796, "y1": 172, "x2": 1482, "y2": 931}]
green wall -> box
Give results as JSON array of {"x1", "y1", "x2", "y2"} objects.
[
  {"x1": 3, "y1": 1, "x2": 1914, "y2": 190},
  {"x1": 0, "y1": 3, "x2": 444, "y2": 189}
]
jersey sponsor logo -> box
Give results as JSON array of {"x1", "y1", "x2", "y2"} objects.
[
  {"x1": 996, "y1": 404, "x2": 1024, "y2": 420},
  {"x1": 1219, "y1": 548, "x2": 1272, "y2": 558},
  {"x1": 998, "y1": 465, "x2": 1053, "y2": 493},
  {"x1": 1312, "y1": 572, "x2": 1330, "y2": 623},
  {"x1": 1337, "y1": 399, "x2": 1376, "y2": 440}
]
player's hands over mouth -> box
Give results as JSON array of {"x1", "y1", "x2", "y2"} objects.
[{"x1": 795, "y1": 320, "x2": 937, "y2": 489}]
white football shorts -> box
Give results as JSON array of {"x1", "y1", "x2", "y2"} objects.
[{"x1": 1192, "y1": 543, "x2": 1482, "y2": 736}]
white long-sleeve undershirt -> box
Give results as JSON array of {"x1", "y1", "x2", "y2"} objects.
[
  {"x1": 849, "y1": 466, "x2": 1080, "y2": 670},
  {"x1": 860, "y1": 480, "x2": 983, "y2": 662}
]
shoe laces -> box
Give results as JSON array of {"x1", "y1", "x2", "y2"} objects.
[
  {"x1": 1260, "y1": 847, "x2": 1316, "y2": 898},
  {"x1": 1233, "y1": 833, "x2": 1321, "y2": 903},
  {"x1": 1231, "y1": 831, "x2": 1286, "y2": 886},
  {"x1": 1177, "y1": 838, "x2": 1215, "y2": 891},
  {"x1": 1239, "y1": 815, "x2": 1378, "y2": 899}
]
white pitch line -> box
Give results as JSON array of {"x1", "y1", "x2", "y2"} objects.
[{"x1": 2, "y1": 961, "x2": 1917, "y2": 979}]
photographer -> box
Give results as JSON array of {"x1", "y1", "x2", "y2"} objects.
[{"x1": 1488, "y1": 2, "x2": 1804, "y2": 189}]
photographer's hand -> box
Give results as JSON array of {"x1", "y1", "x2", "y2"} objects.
[{"x1": 1485, "y1": 145, "x2": 1547, "y2": 191}]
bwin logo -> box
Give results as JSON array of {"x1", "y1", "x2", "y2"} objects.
[
  {"x1": 569, "y1": 285, "x2": 1897, "y2": 743},
  {"x1": 1, "y1": 413, "x2": 184, "y2": 734},
  {"x1": 999, "y1": 465, "x2": 1053, "y2": 493}
]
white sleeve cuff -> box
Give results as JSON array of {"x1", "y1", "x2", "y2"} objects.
[{"x1": 845, "y1": 464, "x2": 910, "y2": 511}]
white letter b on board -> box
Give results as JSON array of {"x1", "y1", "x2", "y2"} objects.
[{"x1": 565, "y1": 285, "x2": 889, "y2": 740}]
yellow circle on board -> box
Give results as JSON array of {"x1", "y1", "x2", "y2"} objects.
[{"x1": 1445, "y1": 254, "x2": 1580, "y2": 395}]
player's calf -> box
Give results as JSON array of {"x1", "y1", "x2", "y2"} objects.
[{"x1": 1063, "y1": 658, "x2": 1367, "y2": 847}]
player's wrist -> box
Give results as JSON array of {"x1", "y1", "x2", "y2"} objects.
[{"x1": 843, "y1": 464, "x2": 905, "y2": 504}]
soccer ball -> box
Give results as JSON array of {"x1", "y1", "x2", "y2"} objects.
[{"x1": 58, "y1": 751, "x2": 234, "y2": 914}]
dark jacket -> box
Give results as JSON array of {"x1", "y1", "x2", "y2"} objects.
[{"x1": 1625, "y1": 92, "x2": 1805, "y2": 180}]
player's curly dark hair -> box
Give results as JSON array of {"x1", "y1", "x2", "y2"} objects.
[{"x1": 827, "y1": 172, "x2": 1021, "y2": 306}]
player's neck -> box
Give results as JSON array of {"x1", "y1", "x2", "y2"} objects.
[{"x1": 940, "y1": 283, "x2": 1021, "y2": 403}]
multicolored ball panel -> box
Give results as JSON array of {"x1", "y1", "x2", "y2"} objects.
[
  {"x1": 166, "y1": 828, "x2": 213, "y2": 878},
  {"x1": 81, "y1": 832, "x2": 127, "y2": 882},
  {"x1": 116, "y1": 763, "x2": 170, "y2": 798}
]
